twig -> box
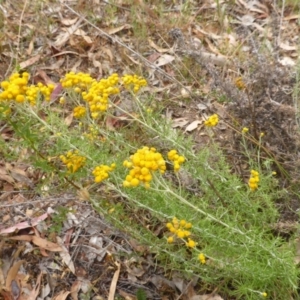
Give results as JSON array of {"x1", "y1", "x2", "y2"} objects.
[{"x1": 16, "y1": 0, "x2": 28, "y2": 58}]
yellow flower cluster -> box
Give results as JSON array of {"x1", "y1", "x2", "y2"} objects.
[
  {"x1": 73, "y1": 106, "x2": 86, "y2": 118},
  {"x1": 198, "y1": 253, "x2": 206, "y2": 264},
  {"x1": 60, "y1": 150, "x2": 86, "y2": 173},
  {"x1": 59, "y1": 96, "x2": 66, "y2": 104},
  {"x1": 167, "y1": 150, "x2": 185, "y2": 172},
  {"x1": 166, "y1": 217, "x2": 196, "y2": 246},
  {"x1": 60, "y1": 72, "x2": 94, "y2": 91},
  {"x1": 83, "y1": 125, "x2": 100, "y2": 141},
  {"x1": 204, "y1": 114, "x2": 219, "y2": 127},
  {"x1": 0, "y1": 72, "x2": 54, "y2": 105},
  {"x1": 92, "y1": 163, "x2": 116, "y2": 183},
  {"x1": 242, "y1": 127, "x2": 249, "y2": 134},
  {"x1": 26, "y1": 82, "x2": 55, "y2": 104},
  {"x1": 59, "y1": 72, "x2": 147, "y2": 119},
  {"x1": 37, "y1": 82, "x2": 55, "y2": 101},
  {"x1": 235, "y1": 77, "x2": 246, "y2": 90},
  {"x1": 0, "y1": 72, "x2": 29, "y2": 103},
  {"x1": 25, "y1": 85, "x2": 40, "y2": 105},
  {"x1": 122, "y1": 74, "x2": 147, "y2": 93},
  {"x1": 261, "y1": 292, "x2": 267, "y2": 297},
  {"x1": 82, "y1": 73, "x2": 120, "y2": 119},
  {"x1": 123, "y1": 146, "x2": 166, "y2": 188},
  {"x1": 248, "y1": 170, "x2": 259, "y2": 191},
  {"x1": 166, "y1": 218, "x2": 207, "y2": 264}
]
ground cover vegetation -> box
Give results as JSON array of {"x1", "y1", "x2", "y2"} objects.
[{"x1": 0, "y1": 0, "x2": 300, "y2": 299}]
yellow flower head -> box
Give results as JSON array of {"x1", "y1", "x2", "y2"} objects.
[
  {"x1": 261, "y1": 292, "x2": 267, "y2": 297},
  {"x1": 235, "y1": 77, "x2": 246, "y2": 90},
  {"x1": 122, "y1": 74, "x2": 147, "y2": 93},
  {"x1": 248, "y1": 170, "x2": 260, "y2": 191},
  {"x1": 81, "y1": 73, "x2": 120, "y2": 118},
  {"x1": 242, "y1": 127, "x2": 249, "y2": 134},
  {"x1": 198, "y1": 253, "x2": 206, "y2": 264},
  {"x1": 73, "y1": 106, "x2": 86, "y2": 118},
  {"x1": 165, "y1": 217, "x2": 194, "y2": 246},
  {"x1": 204, "y1": 114, "x2": 219, "y2": 127},
  {"x1": 167, "y1": 149, "x2": 185, "y2": 172},
  {"x1": 0, "y1": 72, "x2": 29, "y2": 103},
  {"x1": 186, "y1": 238, "x2": 197, "y2": 248},
  {"x1": 92, "y1": 163, "x2": 116, "y2": 183},
  {"x1": 167, "y1": 236, "x2": 174, "y2": 244},
  {"x1": 60, "y1": 150, "x2": 86, "y2": 173},
  {"x1": 123, "y1": 146, "x2": 166, "y2": 188}
]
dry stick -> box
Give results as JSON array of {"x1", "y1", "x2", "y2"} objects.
[
  {"x1": 108, "y1": 261, "x2": 121, "y2": 300},
  {"x1": 16, "y1": 0, "x2": 28, "y2": 60},
  {"x1": 0, "y1": 197, "x2": 75, "y2": 208},
  {"x1": 63, "y1": 3, "x2": 191, "y2": 95}
]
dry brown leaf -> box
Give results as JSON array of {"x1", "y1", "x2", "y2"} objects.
[
  {"x1": 180, "y1": 86, "x2": 192, "y2": 98},
  {"x1": 27, "y1": 272, "x2": 43, "y2": 300},
  {"x1": 64, "y1": 113, "x2": 74, "y2": 127},
  {"x1": 61, "y1": 18, "x2": 78, "y2": 26},
  {"x1": 148, "y1": 38, "x2": 170, "y2": 53},
  {"x1": 73, "y1": 29, "x2": 93, "y2": 44},
  {"x1": 9, "y1": 235, "x2": 33, "y2": 242},
  {"x1": 102, "y1": 47, "x2": 114, "y2": 61},
  {"x1": 172, "y1": 118, "x2": 189, "y2": 128},
  {"x1": 19, "y1": 55, "x2": 41, "y2": 69},
  {"x1": 0, "y1": 212, "x2": 50, "y2": 235},
  {"x1": 35, "y1": 69, "x2": 56, "y2": 85},
  {"x1": 31, "y1": 236, "x2": 63, "y2": 252},
  {"x1": 284, "y1": 14, "x2": 300, "y2": 21},
  {"x1": 56, "y1": 237, "x2": 75, "y2": 274},
  {"x1": 5, "y1": 260, "x2": 25, "y2": 291},
  {"x1": 199, "y1": 51, "x2": 229, "y2": 66},
  {"x1": 107, "y1": 24, "x2": 132, "y2": 35},
  {"x1": 185, "y1": 120, "x2": 202, "y2": 132},
  {"x1": 54, "y1": 19, "x2": 83, "y2": 48},
  {"x1": 194, "y1": 26, "x2": 221, "y2": 41},
  {"x1": 53, "y1": 291, "x2": 71, "y2": 300},
  {"x1": 279, "y1": 56, "x2": 295, "y2": 66},
  {"x1": 108, "y1": 261, "x2": 121, "y2": 300},
  {"x1": 0, "y1": 173, "x2": 15, "y2": 185},
  {"x1": 118, "y1": 289, "x2": 135, "y2": 299},
  {"x1": 70, "y1": 280, "x2": 82, "y2": 300},
  {"x1": 153, "y1": 54, "x2": 175, "y2": 67},
  {"x1": 279, "y1": 42, "x2": 297, "y2": 51},
  {"x1": 90, "y1": 53, "x2": 102, "y2": 74},
  {"x1": 125, "y1": 260, "x2": 145, "y2": 278}
]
